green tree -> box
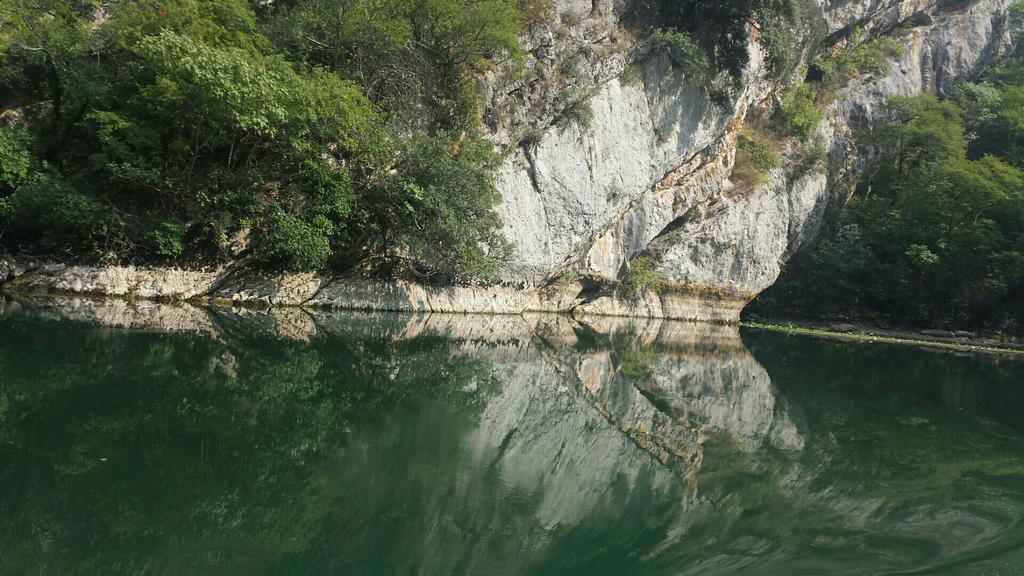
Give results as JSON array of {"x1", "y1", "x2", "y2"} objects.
[
  {"x1": 867, "y1": 95, "x2": 967, "y2": 181},
  {"x1": 357, "y1": 134, "x2": 511, "y2": 282},
  {"x1": 777, "y1": 83, "x2": 822, "y2": 141},
  {"x1": 0, "y1": 0, "x2": 517, "y2": 279},
  {"x1": 263, "y1": 0, "x2": 520, "y2": 130},
  {"x1": 644, "y1": 0, "x2": 801, "y2": 81},
  {"x1": 756, "y1": 83, "x2": 1024, "y2": 332}
]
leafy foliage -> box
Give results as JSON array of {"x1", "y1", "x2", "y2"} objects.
[
  {"x1": 809, "y1": 27, "x2": 903, "y2": 89},
  {"x1": 516, "y1": 0, "x2": 553, "y2": 29},
  {"x1": 650, "y1": 29, "x2": 710, "y2": 80},
  {"x1": 0, "y1": 0, "x2": 521, "y2": 279},
  {"x1": 640, "y1": 0, "x2": 806, "y2": 92},
  {"x1": 791, "y1": 139, "x2": 827, "y2": 178},
  {"x1": 262, "y1": 0, "x2": 521, "y2": 132},
  {"x1": 733, "y1": 131, "x2": 780, "y2": 188},
  {"x1": 558, "y1": 86, "x2": 594, "y2": 128},
  {"x1": 777, "y1": 83, "x2": 822, "y2": 141},
  {"x1": 358, "y1": 134, "x2": 511, "y2": 282},
  {"x1": 0, "y1": 126, "x2": 32, "y2": 196},
  {"x1": 618, "y1": 254, "x2": 668, "y2": 300},
  {"x1": 755, "y1": 65, "x2": 1024, "y2": 333},
  {"x1": 622, "y1": 63, "x2": 645, "y2": 86},
  {"x1": 146, "y1": 221, "x2": 188, "y2": 259}
]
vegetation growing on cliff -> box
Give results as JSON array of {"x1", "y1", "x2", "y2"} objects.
[
  {"x1": 771, "y1": 23, "x2": 901, "y2": 145},
  {"x1": 641, "y1": 0, "x2": 822, "y2": 101},
  {"x1": 618, "y1": 254, "x2": 668, "y2": 301},
  {"x1": 649, "y1": 28, "x2": 710, "y2": 80},
  {"x1": 776, "y1": 83, "x2": 821, "y2": 141},
  {"x1": 754, "y1": 56, "x2": 1024, "y2": 334},
  {"x1": 0, "y1": 0, "x2": 521, "y2": 281},
  {"x1": 734, "y1": 130, "x2": 780, "y2": 184},
  {"x1": 808, "y1": 27, "x2": 903, "y2": 89}
]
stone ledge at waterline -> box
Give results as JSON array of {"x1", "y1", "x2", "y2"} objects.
[
  {"x1": 0, "y1": 295, "x2": 752, "y2": 350},
  {"x1": 0, "y1": 263, "x2": 750, "y2": 323}
]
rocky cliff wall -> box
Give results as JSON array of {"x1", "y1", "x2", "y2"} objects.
[
  {"x1": 1, "y1": 0, "x2": 1017, "y2": 321},
  {"x1": 492, "y1": 0, "x2": 1017, "y2": 317}
]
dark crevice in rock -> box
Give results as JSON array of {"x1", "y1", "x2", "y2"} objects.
[{"x1": 574, "y1": 276, "x2": 615, "y2": 306}]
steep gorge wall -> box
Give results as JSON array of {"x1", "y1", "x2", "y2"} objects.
[
  {"x1": 491, "y1": 0, "x2": 1018, "y2": 317},
  {"x1": 2, "y1": 0, "x2": 1017, "y2": 321}
]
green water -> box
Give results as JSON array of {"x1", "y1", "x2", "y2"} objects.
[{"x1": 2, "y1": 300, "x2": 1024, "y2": 575}]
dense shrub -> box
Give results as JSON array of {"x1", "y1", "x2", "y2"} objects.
[
  {"x1": 256, "y1": 212, "x2": 335, "y2": 272},
  {"x1": 3, "y1": 176, "x2": 121, "y2": 255},
  {"x1": 622, "y1": 64, "x2": 645, "y2": 86},
  {"x1": 810, "y1": 28, "x2": 903, "y2": 88},
  {"x1": 558, "y1": 87, "x2": 595, "y2": 127},
  {"x1": 650, "y1": 29, "x2": 710, "y2": 80},
  {"x1": 792, "y1": 139, "x2": 828, "y2": 178},
  {"x1": 262, "y1": 0, "x2": 521, "y2": 132},
  {"x1": 517, "y1": 0, "x2": 554, "y2": 29},
  {"x1": 0, "y1": 127, "x2": 32, "y2": 196},
  {"x1": 643, "y1": 0, "x2": 804, "y2": 83},
  {"x1": 147, "y1": 221, "x2": 188, "y2": 259},
  {"x1": 358, "y1": 134, "x2": 511, "y2": 282},
  {"x1": 0, "y1": 0, "x2": 524, "y2": 280},
  {"x1": 733, "y1": 131, "x2": 780, "y2": 187},
  {"x1": 761, "y1": 28, "x2": 797, "y2": 79},
  {"x1": 777, "y1": 83, "x2": 822, "y2": 141},
  {"x1": 754, "y1": 66, "x2": 1024, "y2": 333},
  {"x1": 618, "y1": 255, "x2": 668, "y2": 301}
]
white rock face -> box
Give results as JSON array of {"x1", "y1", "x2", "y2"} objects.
[
  {"x1": 4, "y1": 263, "x2": 221, "y2": 299},
  {"x1": 644, "y1": 0, "x2": 1016, "y2": 297},
  {"x1": 651, "y1": 166, "x2": 830, "y2": 296},
  {"x1": 496, "y1": 50, "x2": 767, "y2": 283},
  {"x1": 820, "y1": 0, "x2": 937, "y2": 34},
  {"x1": 493, "y1": 0, "x2": 1018, "y2": 316},
  {"x1": 838, "y1": 0, "x2": 1016, "y2": 120}
]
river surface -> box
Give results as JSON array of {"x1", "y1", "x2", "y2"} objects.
[{"x1": 1, "y1": 297, "x2": 1023, "y2": 575}]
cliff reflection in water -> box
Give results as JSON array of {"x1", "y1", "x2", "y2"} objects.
[{"x1": 1, "y1": 298, "x2": 1023, "y2": 575}]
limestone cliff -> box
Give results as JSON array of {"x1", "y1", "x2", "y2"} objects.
[
  {"x1": 491, "y1": 0, "x2": 1018, "y2": 317},
  {"x1": 2, "y1": 0, "x2": 1018, "y2": 321}
]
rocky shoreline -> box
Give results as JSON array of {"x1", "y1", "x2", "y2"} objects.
[
  {"x1": 0, "y1": 260, "x2": 750, "y2": 323},
  {"x1": 3, "y1": 263, "x2": 1020, "y2": 355},
  {"x1": 0, "y1": 289, "x2": 750, "y2": 348}
]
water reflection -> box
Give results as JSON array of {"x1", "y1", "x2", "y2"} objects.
[{"x1": 1, "y1": 297, "x2": 1023, "y2": 575}]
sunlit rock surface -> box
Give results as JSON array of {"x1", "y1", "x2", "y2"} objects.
[
  {"x1": 492, "y1": 0, "x2": 1018, "y2": 306},
  {"x1": 647, "y1": 0, "x2": 1017, "y2": 296}
]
